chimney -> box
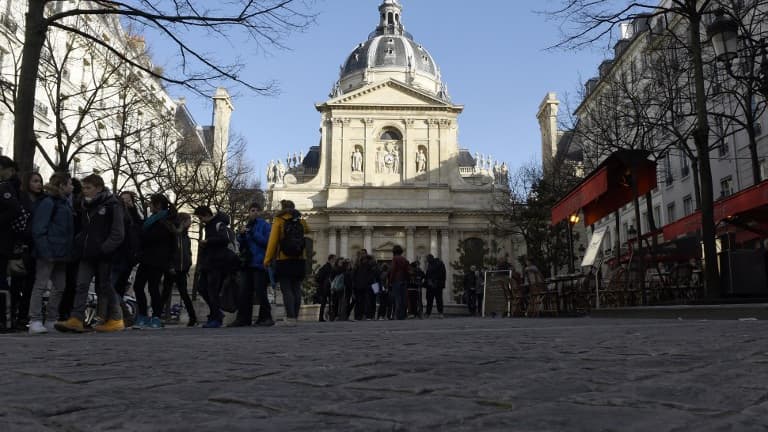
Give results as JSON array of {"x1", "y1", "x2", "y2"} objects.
[{"x1": 211, "y1": 88, "x2": 234, "y2": 165}]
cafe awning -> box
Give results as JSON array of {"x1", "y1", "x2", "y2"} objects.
[
  {"x1": 662, "y1": 180, "x2": 768, "y2": 241},
  {"x1": 551, "y1": 150, "x2": 658, "y2": 226}
]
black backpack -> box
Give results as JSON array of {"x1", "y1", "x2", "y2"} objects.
[{"x1": 280, "y1": 216, "x2": 305, "y2": 256}]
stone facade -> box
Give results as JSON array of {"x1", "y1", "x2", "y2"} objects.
[{"x1": 267, "y1": 1, "x2": 519, "y2": 302}]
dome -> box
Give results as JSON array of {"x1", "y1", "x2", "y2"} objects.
[{"x1": 331, "y1": 0, "x2": 449, "y2": 100}]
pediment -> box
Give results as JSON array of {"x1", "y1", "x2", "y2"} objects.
[{"x1": 324, "y1": 80, "x2": 456, "y2": 108}]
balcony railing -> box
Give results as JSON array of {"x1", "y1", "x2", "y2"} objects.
[{"x1": 33, "y1": 101, "x2": 49, "y2": 118}]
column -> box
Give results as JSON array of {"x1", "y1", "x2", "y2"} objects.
[
  {"x1": 339, "y1": 228, "x2": 349, "y2": 258},
  {"x1": 363, "y1": 227, "x2": 373, "y2": 252},
  {"x1": 441, "y1": 229, "x2": 452, "y2": 305},
  {"x1": 406, "y1": 228, "x2": 415, "y2": 261},
  {"x1": 328, "y1": 227, "x2": 338, "y2": 256},
  {"x1": 430, "y1": 229, "x2": 438, "y2": 256}
]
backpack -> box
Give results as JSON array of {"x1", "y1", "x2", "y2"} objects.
[
  {"x1": 330, "y1": 274, "x2": 346, "y2": 293},
  {"x1": 216, "y1": 222, "x2": 239, "y2": 255},
  {"x1": 280, "y1": 216, "x2": 305, "y2": 256}
]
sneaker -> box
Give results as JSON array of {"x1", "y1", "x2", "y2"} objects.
[
  {"x1": 132, "y1": 315, "x2": 149, "y2": 330},
  {"x1": 54, "y1": 317, "x2": 85, "y2": 333},
  {"x1": 94, "y1": 319, "x2": 125, "y2": 333},
  {"x1": 28, "y1": 321, "x2": 47, "y2": 335},
  {"x1": 147, "y1": 317, "x2": 164, "y2": 330},
  {"x1": 202, "y1": 319, "x2": 222, "y2": 328}
]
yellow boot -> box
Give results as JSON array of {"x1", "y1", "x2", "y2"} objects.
[
  {"x1": 54, "y1": 317, "x2": 84, "y2": 333},
  {"x1": 94, "y1": 319, "x2": 125, "y2": 333}
]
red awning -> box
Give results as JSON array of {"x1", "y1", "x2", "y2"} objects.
[
  {"x1": 662, "y1": 180, "x2": 768, "y2": 241},
  {"x1": 551, "y1": 150, "x2": 658, "y2": 226}
]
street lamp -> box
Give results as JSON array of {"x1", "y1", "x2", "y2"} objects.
[
  {"x1": 567, "y1": 214, "x2": 580, "y2": 274},
  {"x1": 707, "y1": 8, "x2": 768, "y2": 98}
]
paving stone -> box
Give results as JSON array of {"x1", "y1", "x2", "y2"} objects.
[{"x1": 1, "y1": 318, "x2": 767, "y2": 431}]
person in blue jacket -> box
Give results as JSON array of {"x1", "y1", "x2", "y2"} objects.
[
  {"x1": 26, "y1": 173, "x2": 74, "y2": 334},
  {"x1": 230, "y1": 202, "x2": 273, "y2": 327}
]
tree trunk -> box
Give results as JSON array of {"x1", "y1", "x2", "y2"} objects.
[
  {"x1": 743, "y1": 90, "x2": 761, "y2": 185},
  {"x1": 691, "y1": 156, "x2": 702, "y2": 209},
  {"x1": 645, "y1": 190, "x2": 657, "y2": 247},
  {"x1": 689, "y1": 13, "x2": 720, "y2": 298},
  {"x1": 13, "y1": 0, "x2": 46, "y2": 172}
]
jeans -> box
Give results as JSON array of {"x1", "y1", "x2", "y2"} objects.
[
  {"x1": 238, "y1": 268, "x2": 271, "y2": 324},
  {"x1": 392, "y1": 281, "x2": 407, "y2": 320},
  {"x1": 72, "y1": 260, "x2": 122, "y2": 322},
  {"x1": 58, "y1": 261, "x2": 79, "y2": 320},
  {"x1": 28, "y1": 259, "x2": 67, "y2": 322},
  {"x1": 10, "y1": 256, "x2": 34, "y2": 325},
  {"x1": 133, "y1": 264, "x2": 165, "y2": 318},
  {"x1": 425, "y1": 286, "x2": 444, "y2": 315},
  {"x1": 278, "y1": 275, "x2": 303, "y2": 319},
  {"x1": 162, "y1": 270, "x2": 196, "y2": 322},
  {"x1": 199, "y1": 269, "x2": 224, "y2": 322}
]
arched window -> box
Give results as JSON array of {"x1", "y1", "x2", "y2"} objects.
[
  {"x1": 380, "y1": 129, "x2": 402, "y2": 141},
  {"x1": 388, "y1": 12, "x2": 394, "y2": 25}
]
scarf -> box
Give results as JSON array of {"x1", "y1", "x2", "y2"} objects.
[{"x1": 143, "y1": 209, "x2": 168, "y2": 230}]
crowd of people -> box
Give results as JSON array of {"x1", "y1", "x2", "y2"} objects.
[{"x1": 0, "y1": 155, "x2": 457, "y2": 335}]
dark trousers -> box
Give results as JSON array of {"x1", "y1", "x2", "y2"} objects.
[
  {"x1": 425, "y1": 286, "x2": 444, "y2": 316},
  {"x1": 329, "y1": 288, "x2": 345, "y2": 321},
  {"x1": 377, "y1": 290, "x2": 392, "y2": 319},
  {"x1": 199, "y1": 269, "x2": 224, "y2": 321},
  {"x1": 0, "y1": 255, "x2": 8, "y2": 329},
  {"x1": 59, "y1": 261, "x2": 78, "y2": 320},
  {"x1": 72, "y1": 259, "x2": 122, "y2": 322},
  {"x1": 278, "y1": 275, "x2": 303, "y2": 319},
  {"x1": 133, "y1": 264, "x2": 165, "y2": 318},
  {"x1": 407, "y1": 287, "x2": 422, "y2": 318},
  {"x1": 392, "y1": 281, "x2": 407, "y2": 320},
  {"x1": 162, "y1": 270, "x2": 196, "y2": 322},
  {"x1": 112, "y1": 258, "x2": 136, "y2": 297},
  {"x1": 9, "y1": 258, "x2": 34, "y2": 325},
  {"x1": 318, "y1": 289, "x2": 329, "y2": 321},
  {"x1": 237, "y1": 268, "x2": 271, "y2": 324}
]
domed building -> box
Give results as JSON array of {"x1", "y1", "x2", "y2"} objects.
[{"x1": 267, "y1": 0, "x2": 516, "y2": 299}]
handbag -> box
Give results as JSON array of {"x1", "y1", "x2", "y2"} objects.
[{"x1": 219, "y1": 275, "x2": 240, "y2": 313}]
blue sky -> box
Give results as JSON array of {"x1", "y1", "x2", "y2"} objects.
[{"x1": 165, "y1": 0, "x2": 610, "y2": 182}]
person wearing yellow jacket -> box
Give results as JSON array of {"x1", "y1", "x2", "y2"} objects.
[{"x1": 263, "y1": 200, "x2": 310, "y2": 323}]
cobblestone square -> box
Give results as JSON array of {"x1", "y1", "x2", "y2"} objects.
[{"x1": 1, "y1": 317, "x2": 767, "y2": 431}]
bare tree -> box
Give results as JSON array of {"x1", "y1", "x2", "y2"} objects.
[
  {"x1": 548, "y1": 0, "x2": 724, "y2": 296},
  {"x1": 12, "y1": 0, "x2": 315, "y2": 173}
]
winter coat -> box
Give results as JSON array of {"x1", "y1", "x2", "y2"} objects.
[
  {"x1": 76, "y1": 190, "x2": 125, "y2": 260},
  {"x1": 315, "y1": 262, "x2": 334, "y2": 296},
  {"x1": 237, "y1": 217, "x2": 271, "y2": 270},
  {"x1": 263, "y1": 209, "x2": 310, "y2": 265},
  {"x1": 116, "y1": 205, "x2": 142, "y2": 262},
  {"x1": 0, "y1": 177, "x2": 22, "y2": 256},
  {"x1": 16, "y1": 191, "x2": 43, "y2": 248},
  {"x1": 171, "y1": 228, "x2": 192, "y2": 273},
  {"x1": 138, "y1": 211, "x2": 176, "y2": 269},
  {"x1": 199, "y1": 212, "x2": 235, "y2": 270},
  {"x1": 425, "y1": 258, "x2": 447, "y2": 289},
  {"x1": 353, "y1": 259, "x2": 377, "y2": 292},
  {"x1": 31, "y1": 187, "x2": 74, "y2": 260},
  {"x1": 463, "y1": 271, "x2": 477, "y2": 291}
]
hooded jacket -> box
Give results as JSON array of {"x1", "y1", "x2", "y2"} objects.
[
  {"x1": 171, "y1": 226, "x2": 193, "y2": 272},
  {"x1": 199, "y1": 212, "x2": 234, "y2": 270},
  {"x1": 237, "y1": 217, "x2": 271, "y2": 270},
  {"x1": 31, "y1": 184, "x2": 74, "y2": 260},
  {"x1": 138, "y1": 210, "x2": 176, "y2": 268},
  {"x1": 77, "y1": 190, "x2": 125, "y2": 260},
  {"x1": 0, "y1": 176, "x2": 22, "y2": 256},
  {"x1": 263, "y1": 209, "x2": 310, "y2": 266}
]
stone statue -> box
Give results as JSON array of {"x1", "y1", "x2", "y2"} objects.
[
  {"x1": 351, "y1": 148, "x2": 363, "y2": 172},
  {"x1": 277, "y1": 161, "x2": 286, "y2": 183},
  {"x1": 286, "y1": 153, "x2": 292, "y2": 169},
  {"x1": 500, "y1": 162, "x2": 509, "y2": 184},
  {"x1": 298, "y1": 150, "x2": 304, "y2": 166},
  {"x1": 392, "y1": 145, "x2": 400, "y2": 174},
  {"x1": 416, "y1": 148, "x2": 427, "y2": 173},
  {"x1": 474, "y1": 152, "x2": 480, "y2": 173},
  {"x1": 493, "y1": 162, "x2": 500, "y2": 183},
  {"x1": 267, "y1": 160, "x2": 275, "y2": 183}
]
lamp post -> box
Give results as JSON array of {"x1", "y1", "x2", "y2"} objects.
[
  {"x1": 707, "y1": 8, "x2": 768, "y2": 100},
  {"x1": 567, "y1": 214, "x2": 580, "y2": 274}
]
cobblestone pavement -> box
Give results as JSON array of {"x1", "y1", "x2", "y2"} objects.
[{"x1": 1, "y1": 317, "x2": 767, "y2": 431}]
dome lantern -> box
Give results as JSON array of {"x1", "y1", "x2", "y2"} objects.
[{"x1": 377, "y1": 0, "x2": 404, "y2": 36}]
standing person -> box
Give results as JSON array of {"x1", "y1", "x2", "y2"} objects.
[
  {"x1": 231, "y1": 202, "x2": 273, "y2": 327},
  {"x1": 352, "y1": 253, "x2": 376, "y2": 321},
  {"x1": 263, "y1": 200, "x2": 309, "y2": 325},
  {"x1": 9, "y1": 171, "x2": 44, "y2": 329},
  {"x1": 161, "y1": 212, "x2": 198, "y2": 327},
  {"x1": 131, "y1": 194, "x2": 176, "y2": 330},
  {"x1": 407, "y1": 261, "x2": 425, "y2": 319},
  {"x1": 463, "y1": 265, "x2": 478, "y2": 315},
  {"x1": 314, "y1": 254, "x2": 337, "y2": 322},
  {"x1": 388, "y1": 245, "x2": 409, "y2": 320},
  {"x1": 58, "y1": 178, "x2": 82, "y2": 321},
  {"x1": 0, "y1": 156, "x2": 22, "y2": 330},
  {"x1": 112, "y1": 191, "x2": 142, "y2": 297},
  {"x1": 55, "y1": 174, "x2": 124, "y2": 333},
  {"x1": 26, "y1": 173, "x2": 74, "y2": 334},
  {"x1": 377, "y1": 263, "x2": 391, "y2": 320},
  {"x1": 193, "y1": 206, "x2": 236, "y2": 329},
  {"x1": 424, "y1": 254, "x2": 446, "y2": 318}
]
